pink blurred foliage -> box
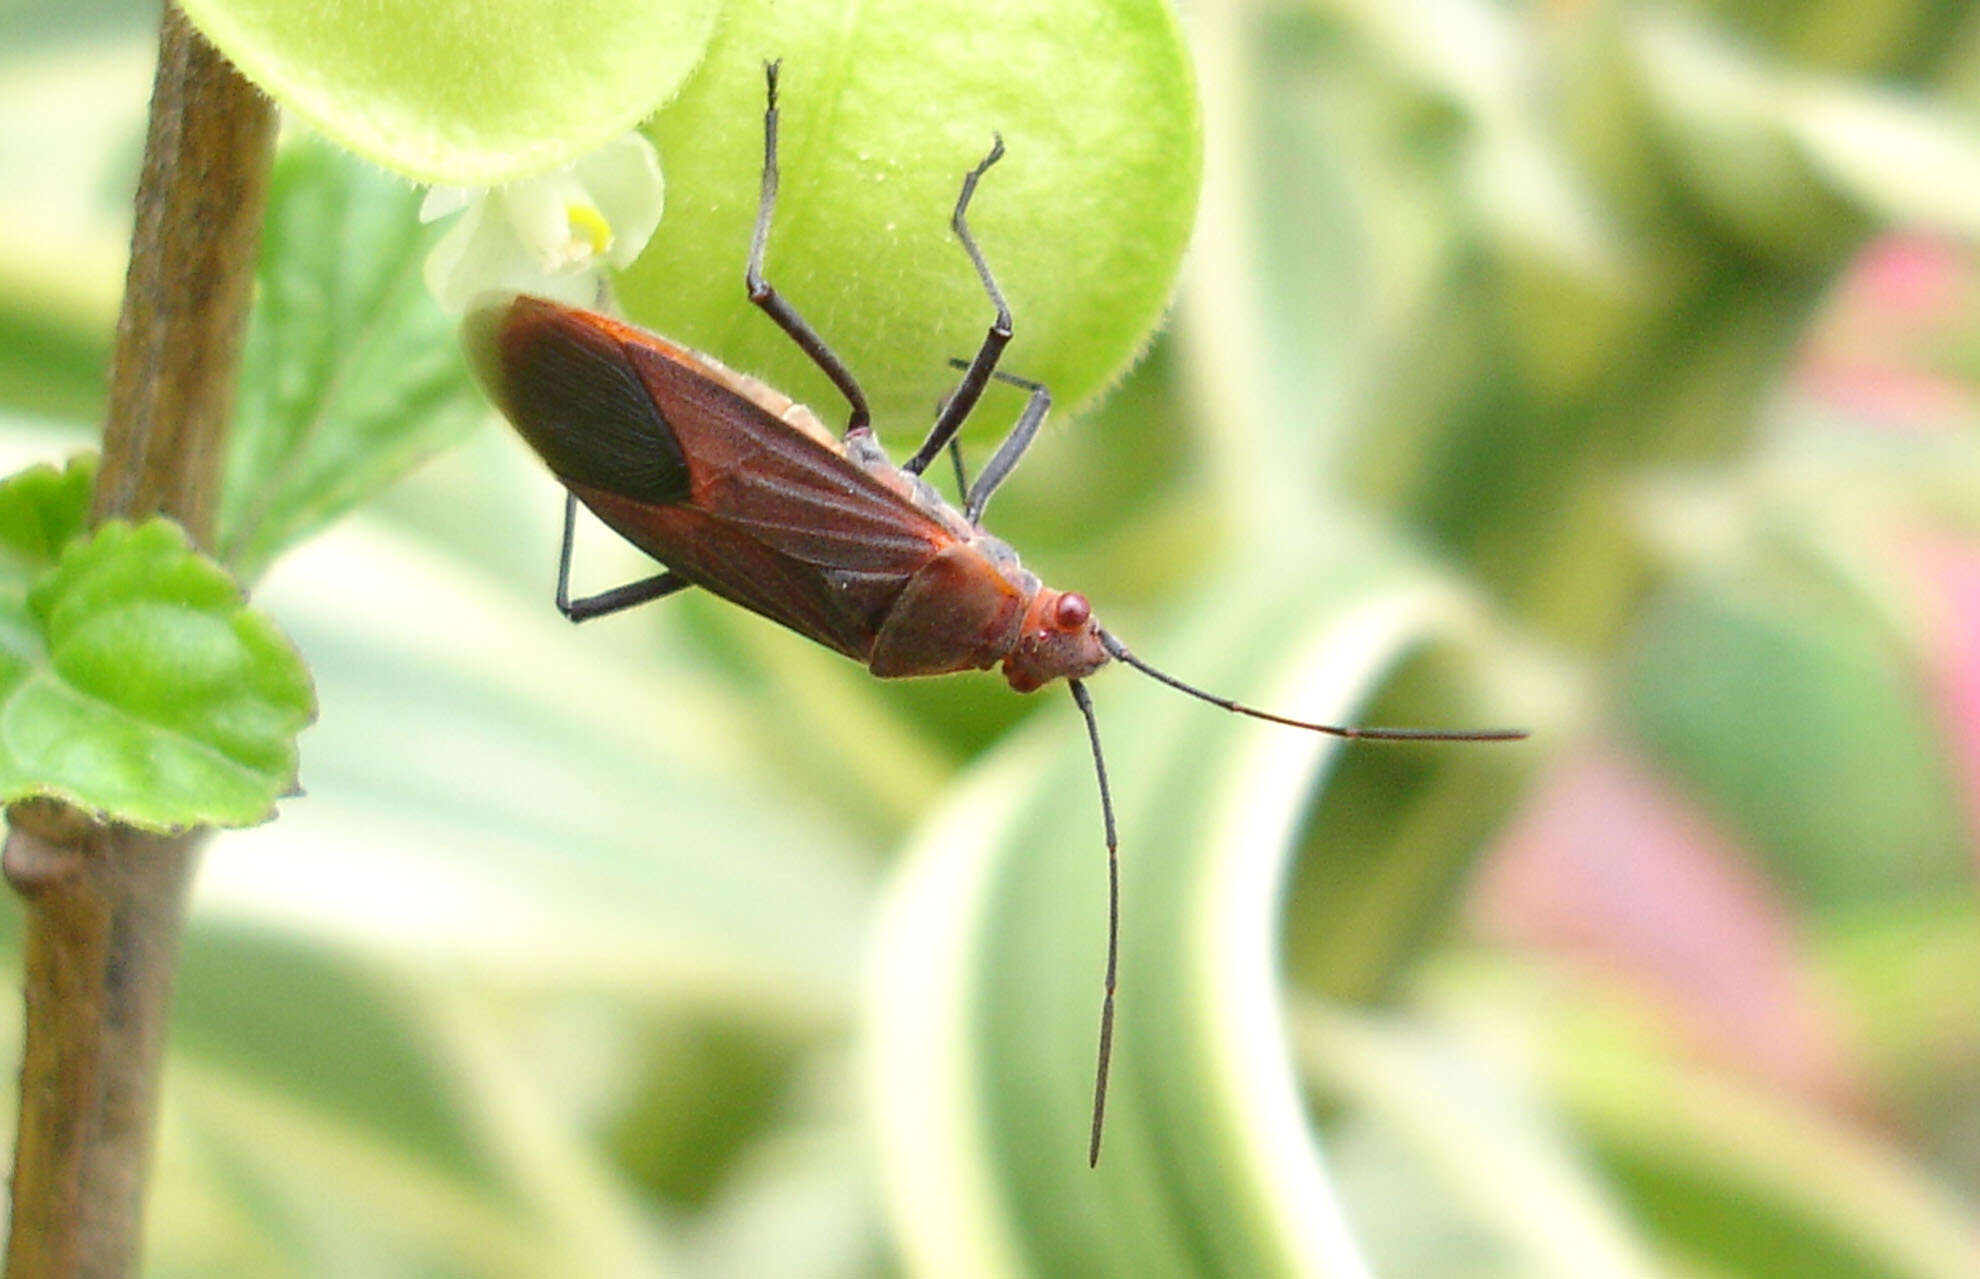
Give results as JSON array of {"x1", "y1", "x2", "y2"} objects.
[
  {"x1": 1794, "y1": 233, "x2": 1979, "y2": 431},
  {"x1": 1852, "y1": 236, "x2": 1970, "y2": 321},
  {"x1": 1468, "y1": 743, "x2": 1870, "y2": 1113},
  {"x1": 1804, "y1": 232, "x2": 1980, "y2": 857},
  {"x1": 1795, "y1": 361, "x2": 1972, "y2": 429},
  {"x1": 1900, "y1": 535, "x2": 1980, "y2": 871},
  {"x1": 1457, "y1": 229, "x2": 1980, "y2": 1167}
]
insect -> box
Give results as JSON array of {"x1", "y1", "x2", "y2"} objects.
[{"x1": 466, "y1": 62, "x2": 1526, "y2": 1167}]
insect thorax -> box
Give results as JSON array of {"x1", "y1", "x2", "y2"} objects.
[{"x1": 843, "y1": 428, "x2": 1041, "y2": 600}]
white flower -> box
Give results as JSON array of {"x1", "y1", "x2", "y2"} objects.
[{"x1": 421, "y1": 131, "x2": 664, "y2": 312}]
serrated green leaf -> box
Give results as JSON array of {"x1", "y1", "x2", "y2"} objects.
[
  {"x1": 218, "y1": 137, "x2": 487, "y2": 581},
  {"x1": 868, "y1": 533, "x2": 1524, "y2": 1277},
  {"x1": 0, "y1": 518, "x2": 314, "y2": 829},
  {"x1": 0, "y1": 452, "x2": 96, "y2": 573},
  {"x1": 0, "y1": 453, "x2": 98, "y2": 674},
  {"x1": 176, "y1": 0, "x2": 721, "y2": 184}
]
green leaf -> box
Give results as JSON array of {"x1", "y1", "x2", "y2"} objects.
[
  {"x1": 1788, "y1": 80, "x2": 1980, "y2": 241},
  {"x1": 169, "y1": 922, "x2": 505, "y2": 1197},
  {"x1": 1543, "y1": 981, "x2": 1980, "y2": 1279},
  {"x1": 0, "y1": 906, "x2": 674, "y2": 1275},
  {"x1": 175, "y1": 0, "x2": 722, "y2": 184},
  {"x1": 0, "y1": 518, "x2": 314, "y2": 829},
  {"x1": 1292, "y1": 1000, "x2": 1660, "y2": 1278},
  {"x1": 1623, "y1": 575, "x2": 1968, "y2": 906},
  {"x1": 868, "y1": 533, "x2": 1522, "y2": 1276},
  {"x1": 1280, "y1": 644, "x2": 1538, "y2": 1004},
  {"x1": 218, "y1": 137, "x2": 487, "y2": 581},
  {"x1": 0, "y1": 452, "x2": 94, "y2": 577},
  {"x1": 0, "y1": 453, "x2": 96, "y2": 679},
  {"x1": 618, "y1": 0, "x2": 1202, "y2": 434},
  {"x1": 155, "y1": 922, "x2": 672, "y2": 1276},
  {"x1": 224, "y1": 509, "x2": 876, "y2": 1021},
  {"x1": 0, "y1": 296, "x2": 113, "y2": 426},
  {"x1": 0, "y1": 25, "x2": 147, "y2": 424},
  {"x1": 1823, "y1": 902, "x2": 1980, "y2": 1145},
  {"x1": 1629, "y1": 8, "x2": 1868, "y2": 265}
]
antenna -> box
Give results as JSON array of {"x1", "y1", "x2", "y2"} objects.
[
  {"x1": 1068, "y1": 679, "x2": 1117, "y2": 1167},
  {"x1": 1070, "y1": 636, "x2": 1525, "y2": 1168},
  {"x1": 1097, "y1": 631, "x2": 1528, "y2": 743}
]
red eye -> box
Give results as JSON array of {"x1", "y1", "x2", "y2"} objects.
[{"x1": 1054, "y1": 592, "x2": 1091, "y2": 630}]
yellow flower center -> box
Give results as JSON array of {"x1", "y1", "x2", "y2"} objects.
[{"x1": 564, "y1": 202, "x2": 615, "y2": 261}]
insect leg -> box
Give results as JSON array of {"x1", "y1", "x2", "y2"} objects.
[
  {"x1": 556, "y1": 492, "x2": 691, "y2": 623},
  {"x1": 964, "y1": 367, "x2": 1050, "y2": 524},
  {"x1": 928, "y1": 381, "x2": 974, "y2": 499},
  {"x1": 946, "y1": 438, "x2": 971, "y2": 500},
  {"x1": 935, "y1": 358, "x2": 1052, "y2": 523},
  {"x1": 903, "y1": 137, "x2": 1012, "y2": 476},
  {"x1": 747, "y1": 61, "x2": 872, "y2": 437}
]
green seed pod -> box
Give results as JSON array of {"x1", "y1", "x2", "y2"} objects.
[
  {"x1": 618, "y1": 0, "x2": 1203, "y2": 437},
  {"x1": 177, "y1": 0, "x2": 723, "y2": 184}
]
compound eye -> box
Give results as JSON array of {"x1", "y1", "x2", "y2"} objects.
[{"x1": 1054, "y1": 592, "x2": 1091, "y2": 630}]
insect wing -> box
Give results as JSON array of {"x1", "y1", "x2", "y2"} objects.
[
  {"x1": 621, "y1": 336, "x2": 953, "y2": 577},
  {"x1": 467, "y1": 296, "x2": 693, "y2": 507},
  {"x1": 471, "y1": 296, "x2": 959, "y2": 658},
  {"x1": 572, "y1": 481, "x2": 878, "y2": 659}
]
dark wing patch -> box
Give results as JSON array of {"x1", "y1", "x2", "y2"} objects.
[{"x1": 466, "y1": 296, "x2": 691, "y2": 506}]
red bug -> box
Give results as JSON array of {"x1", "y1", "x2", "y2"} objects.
[{"x1": 466, "y1": 62, "x2": 1524, "y2": 1166}]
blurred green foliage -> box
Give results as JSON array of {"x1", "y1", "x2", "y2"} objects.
[{"x1": 1, "y1": 0, "x2": 1978, "y2": 1275}]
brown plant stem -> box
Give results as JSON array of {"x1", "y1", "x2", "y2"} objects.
[
  {"x1": 91, "y1": 4, "x2": 274, "y2": 545},
  {"x1": 2, "y1": 808, "x2": 204, "y2": 1279},
  {"x1": 4, "y1": 6, "x2": 274, "y2": 1277}
]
